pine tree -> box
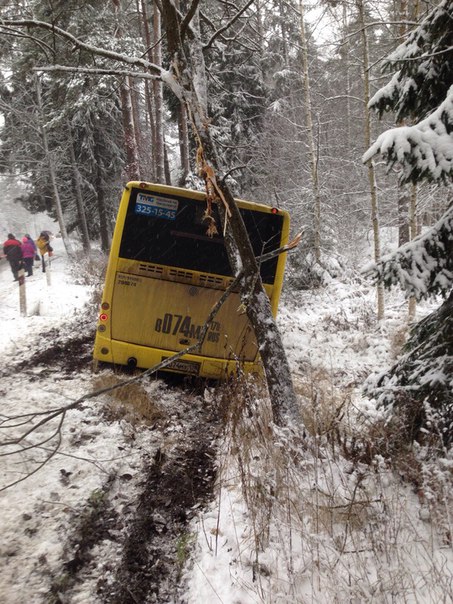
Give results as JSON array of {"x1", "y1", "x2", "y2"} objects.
[
  {"x1": 363, "y1": 0, "x2": 453, "y2": 447},
  {"x1": 0, "y1": 0, "x2": 126, "y2": 248}
]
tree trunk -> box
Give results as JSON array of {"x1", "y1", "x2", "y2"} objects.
[
  {"x1": 130, "y1": 76, "x2": 146, "y2": 176},
  {"x1": 342, "y1": 2, "x2": 352, "y2": 150},
  {"x1": 397, "y1": 0, "x2": 411, "y2": 248},
  {"x1": 408, "y1": 183, "x2": 418, "y2": 320},
  {"x1": 119, "y1": 81, "x2": 140, "y2": 180},
  {"x1": 409, "y1": 1, "x2": 420, "y2": 255},
  {"x1": 93, "y1": 135, "x2": 111, "y2": 252},
  {"x1": 67, "y1": 122, "x2": 91, "y2": 253},
  {"x1": 140, "y1": 0, "x2": 157, "y2": 180},
  {"x1": 164, "y1": 138, "x2": 171, "y2": 184},
  {"x1": 299, "y1": 0, "x2": 321, "y2": 262},
  {"x1": 357, "y1": 0, "x2": 384, "y2": 320},
  {"x1": 152, "y1": 1, "x2": 165, "y2": 182},
  {"x1": 161, "y1": 1, "x2": 301, "y2": 426},
  {"x1": 35, "y1": 75, "x2": 73, "y2": 256},
  {"x1": 113, "y1": 0, "x2": 140, "y2": 180},
  {"x1": 177, "y1": 102, "x2": 191, "y2": 183}
]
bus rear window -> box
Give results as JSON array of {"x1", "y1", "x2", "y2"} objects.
[{"x1": 119, "y1": 187, "x2": 284, "y2": 284}]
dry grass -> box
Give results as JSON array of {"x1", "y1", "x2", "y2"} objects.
[
  {"x1": 294, "y1": 365, "x2": 351, "y2": 443},
  {"x1": 92, "y1": 373, "x2": 165, "y2": 426},
  {"x1": 210, "y1": 369, "x2": 453, "y2": 602}
]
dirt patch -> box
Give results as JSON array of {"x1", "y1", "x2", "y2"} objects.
[
  {"x1": 32, "y1": 374, "x2": 221, "y2": 604},
  {"x1": 29, "y1": 330, "x2": 94, "y2": 374},
  {"x1": 0, "y1": 317, "x2": 95, "y2": 378}
]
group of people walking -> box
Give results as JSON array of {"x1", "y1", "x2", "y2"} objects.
[{"x1": 2, "y1": 232, "x2": 53, "y2": 281}]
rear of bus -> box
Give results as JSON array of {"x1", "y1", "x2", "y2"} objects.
[{"x1": 93, "y1": 182, "x2": 289, "y2": 379}]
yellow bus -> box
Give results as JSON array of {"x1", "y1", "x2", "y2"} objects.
[{"x1": 93, "y1": 181, "x2": 290, "y2": 379}]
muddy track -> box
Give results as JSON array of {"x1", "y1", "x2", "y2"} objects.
[
  {"x1": 47, "y1": 395, "x2": 220, "y2": 604},
  {"x1": 100, "y1": 439, "x2": 218, "y2": 604}
]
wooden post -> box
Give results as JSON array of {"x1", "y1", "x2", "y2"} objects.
[
  {"x1": 18, "y1": 266, "x2": 27, "y2": 316},
  {"x1": 46, "y1": 254, "x2": 52, "y2": 286}
]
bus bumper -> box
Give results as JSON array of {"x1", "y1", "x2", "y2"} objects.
[{"x1": 93, "y1": 335, "x2": 262, "y2": 379}]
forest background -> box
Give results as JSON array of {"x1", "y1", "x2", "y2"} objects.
[{"x1": 1, "y1": 0, "x2": 444, "y2": 268}]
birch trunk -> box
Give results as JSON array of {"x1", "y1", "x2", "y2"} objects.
[
  {"x1": 299, "y1": 0, "x2": 321, "y2": 262},
  {"x1": 119, "y1": 82, "x2": 140, "y2": 180},
  {"x1": 357, "y1": 0, "x2": 384, "y2": 320}
]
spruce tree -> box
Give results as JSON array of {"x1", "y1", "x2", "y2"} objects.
[{"x1": 363, "y1": 0, "x2": 453, "y2": 446}]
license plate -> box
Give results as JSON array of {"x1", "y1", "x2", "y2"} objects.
[{"x1": 161, "y1": 357, "x2": 201, "y2": 376}]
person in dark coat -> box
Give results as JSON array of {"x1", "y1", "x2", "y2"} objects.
[
  {"x1": 21, "y1": 235, "x2": 37, "y2": 277},
  {"x1": 3, "y1": 234, "x2": 23, "y2": 281}
]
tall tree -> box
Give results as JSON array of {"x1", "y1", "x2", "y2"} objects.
[
  {"x1": 357, "y1": 0, "x2": 385, "y2": 320},
  {"x1": 35, "y1": 74, "x2": 73, "y2": 255},
  {"x1": 299, "y1": 0, "x2": 321, "y2": 263},
  {"x1": 363, "y1": 0, "x2": 453, "y2": 445},
  {"x1": 0, "y1": 0, "x2": 126, "y2": 249},
  {"x1": 160, "y1": 0, "x2": 301, "y2": 424}
]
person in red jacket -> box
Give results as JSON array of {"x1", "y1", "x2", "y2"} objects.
[{"x1": 3, "y1": 233, "x2": 23, "y2": 281}]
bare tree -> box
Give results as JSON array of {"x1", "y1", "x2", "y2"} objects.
[
  {"x1": 357, "y1": 0, "x2": 384, "y2": 320},
  {"x1": 299, "y1": 0, "x2": 321, "y2": 262}
]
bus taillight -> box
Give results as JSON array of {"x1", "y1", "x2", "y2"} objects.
[{"x1": 99, "y1": 313, "x2": 108, "y2": 321}]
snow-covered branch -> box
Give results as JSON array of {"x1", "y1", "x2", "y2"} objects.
[
  {"x1": 33, "y1": 65, "x2": 161, "y2": 81},
  {"x1": 363, "y1": 204, "x2": 453, "y2": 300},
  {"x1": 203, "y1": 0, "x2": 256, "y2": 50},
  {"x1": 363, "y1": 87, "x2": 453, "y2": 183},
  {"x1": 0, "y1": 19, "x2": 159, "y2": 73},
  {"x1": 0, "y1": 18, "x2": 186, "y2": 100}
]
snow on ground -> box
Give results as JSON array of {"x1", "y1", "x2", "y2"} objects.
[
  {"x1": 184, "y1": 282, "x2": 453, "y2": 603},
  {"x1": 0, "y1": 231, "x2": 452, "y2": 603},
  {"x1": 0, "y1": 236, "x2": 164, "y2": 603},
  {"x1": 1, "y1": 239, "x2": 89, "y2": 353}
]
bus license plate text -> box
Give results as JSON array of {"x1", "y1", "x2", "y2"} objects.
[{"x1": 135, "y1": 204, "x2": 176, "y2": 220}]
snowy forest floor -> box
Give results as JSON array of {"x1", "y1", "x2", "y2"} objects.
[{"x1": 0, "y1": 238, "x2": 452, "y2": 604}]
